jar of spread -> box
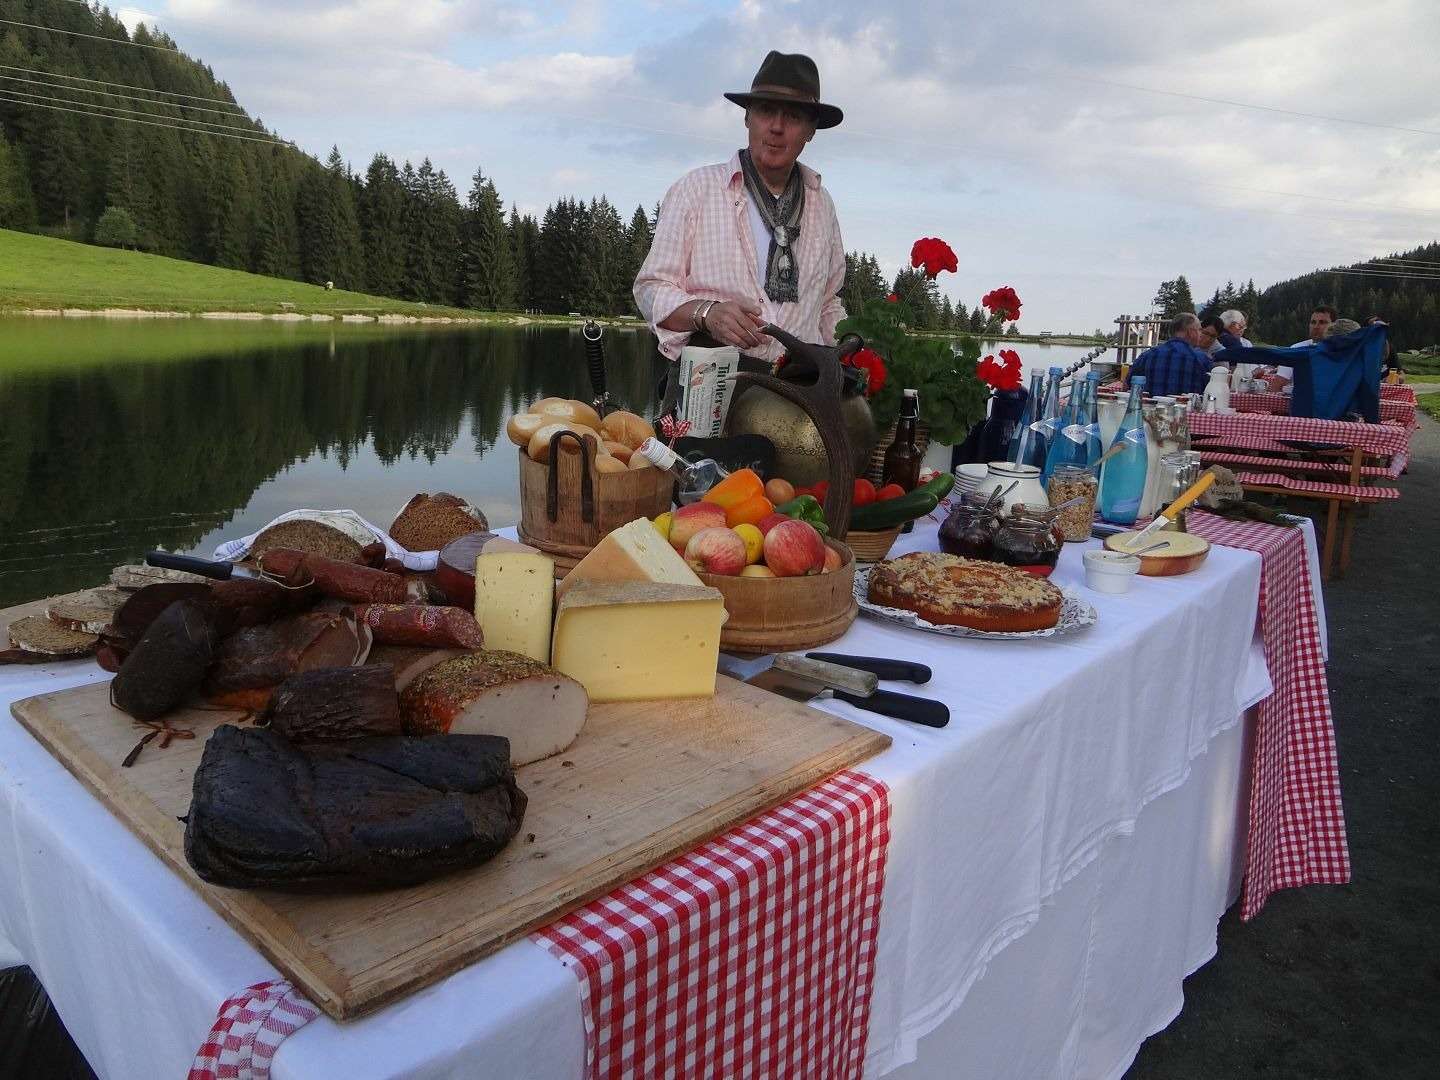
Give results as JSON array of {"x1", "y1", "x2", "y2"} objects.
[
  {"x1": 993, "y1": 507, "x2": 1062, "y2": 576},
  {"x1": 939, "y1": 500, "x2": 999, "y2": 560},
  {"x1": 1046, "y1": 465, "x2": 1097, "y2": 542}
]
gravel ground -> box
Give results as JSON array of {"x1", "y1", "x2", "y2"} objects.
[{"x1": 1128, "y1": 417, "x2": 1440, "y2": 1079}]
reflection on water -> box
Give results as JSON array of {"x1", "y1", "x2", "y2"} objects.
[{"x1": 0, "y1": 320, "x2": 665, "y2": 605}]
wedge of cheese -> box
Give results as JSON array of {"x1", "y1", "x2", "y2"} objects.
[
  {"x1": 557, "y1": 517, "x2": 702, "y2": 599},
  {"x1": 474, "y1": 544, "x2": 555, "y2": 663},
  {"x1": 551, "y1": 581, "x2": 725, "y2": 702}
]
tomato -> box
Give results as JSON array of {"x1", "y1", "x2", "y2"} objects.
[
  {"x1": 810, "y1": 480, "x2": 830, "y2": 501},
  {"x1": 852, "y1": 478, "x2": 877, "y2": 506},
  {"x1": 792, "y1": 485, "x2": 813, "y2": 499},
  {"x1": 876, "y1": 483, "x2": 906, "y2": 501}
]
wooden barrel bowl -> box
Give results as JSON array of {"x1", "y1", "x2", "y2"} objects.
[
  {"x1": 1104, "y1": 531, "x2": 1210, "y2": 576},
  {"x1": 696, "y1": 538, "x2": 858, "y2": 654},
  {"x1": 516, "y1": 437, "x2": 674, "y2": 577}
]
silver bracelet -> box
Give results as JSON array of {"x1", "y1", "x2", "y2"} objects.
[{"x1": 692, "y1": 299, "x2": 717, "y2": 333}]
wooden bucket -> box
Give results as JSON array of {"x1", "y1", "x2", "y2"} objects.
[
  {"x1": 517, "y1": 432, "x2": 674, "y2": 575},
  {"x1": 696, "y1": 538, "x2": 858, "y2": 654}
]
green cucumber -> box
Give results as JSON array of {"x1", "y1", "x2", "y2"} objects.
[
  {"x1": 916, "y1": 472, "x2": 955, "y2": 499},
  {"x1": 849, "y1": 489, "x2": 940, "y2": 530}
]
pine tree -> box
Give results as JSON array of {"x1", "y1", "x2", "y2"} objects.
[
  {"x1": 939, "y1": 295, "x2": 954, "y2": 330},
  {"x1": 621, "y1": 203, "x2": 653, "y2": 312},
  {"x1": 0, "y1": 136, "x2": 38, "y2": 229},
  {"x1": 509, "y1": 207, "x2": 540, "y2": 312},
  {"x1": 1152, "y1": 275, "x2": 1196, "y2": 318},
  {"x1": 459, "y1": 167, "x2": 515, "y2": 310},
  {"x1": 94, "y1": 206, "x2": 138, "y2": 248},
  {"x1": 360, "y1": 153, "x2": 407, "y2": 297}
]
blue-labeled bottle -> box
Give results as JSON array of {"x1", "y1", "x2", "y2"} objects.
[
  {"x1": 1043, "y1": 376, "x2": 1088, "y2": 484},
  {"x1": 1082, "y1": 372, "x2": 1105, "y2": 469},
  {"x1": 1032, "y1": 367, "x2": 1064, "y2": 468},
  {"x1": 1099, "y1": 377, "x2": 1149, "y2": 525},
  {"x1": 1008, "y1": 369, "x2": 1047, "y2": 468}
]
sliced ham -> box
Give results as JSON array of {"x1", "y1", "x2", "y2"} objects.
[
  {"x1": 205, "y1": 610, "x2": 370, "y2": 711},
  {"x1": 365, "y1": 645, "x2": 469, "y2": 692},
  {"x1": 399, "y1": 650, "x2": 588, "y2": 766}
]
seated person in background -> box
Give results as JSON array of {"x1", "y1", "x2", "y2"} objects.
[
  {"x1": 1366, "y1": 315, "x2": 1403, "y2": 380},
  {"x1": 1199, "y1": 316, "x2": 1226, "y2": 355},
  {"x1": 1324, "y1": 318, "x2": 1363, "y2": 338},
  {"x1": 1126, "y1": 313, "x2": 1213, "y2": 397},
  {"x1": 1265, "y1": 304, "x2": 1339, "y2": 388},
  {"x1": 1218, "y1": 309, "x2": 1255, "y2": 381}
]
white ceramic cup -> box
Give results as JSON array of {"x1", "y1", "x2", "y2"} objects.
[{"x1": 1083, "y1": 550, "x2": 1141, "y2": 594}]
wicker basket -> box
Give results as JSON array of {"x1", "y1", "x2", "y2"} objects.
[
  {"x1": 866, "y1": 420, "x2": 932, "y2": 484},
  {"x1": 844, "y1": 526, "x2": 903, "y2": 562}
]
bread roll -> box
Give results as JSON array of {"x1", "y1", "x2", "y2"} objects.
[
  {"x1": 601, "y1": 411, "x2": 655, "y2": 450},
  {"x1": 602, "y1": 440, "x2": 633, "y2": 463},
  {"x1": 594, "y1": 456, "x2": 629, "y2": 474},
  {"x1": 506, "y1": 412, "x2": 547, "y2": 447},
  {"x1": 535, "y1": 399, "x2": 603, "y2": 431},
  {"x1": 528, "y1": 423, "x2": 601, "y2": 464},
  {"x1": 627, "y1": 450, "x2": 654, "y2": 470}
]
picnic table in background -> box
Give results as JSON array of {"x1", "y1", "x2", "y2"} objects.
[
  {"x1": 1188, "y1": 411, "x2": 1409, "y2": 579},
  {"x1": 1231, "y1": 389, "x2": 1416, "y2": 429}
]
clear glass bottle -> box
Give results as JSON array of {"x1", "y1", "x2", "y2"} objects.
[
  {"x1": 883, "y1": 388, "x2": 922, "y2": 491},
  {"x1": 1008, "y1": 369, "x2": 1047, "y2": 468},
  {"x1": 635, "y1": 438, "x2": 729, "y2": 504},
  {"x1": 1033, "y1": 367, "x2": 1064, "y2": 470},
  {"x1": 1098, "y1": 377, "x2": 1148, "y2": 525},
  {"x1": 1043, "y1": 376, "x2": 1088, "y2": 484}
]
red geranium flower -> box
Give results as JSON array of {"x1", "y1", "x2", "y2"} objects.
[
  {"x1": 910, "y1": 237, "x2": 958, "y2": 279},
  {"x1": 977, "y1": 352, "x2": 1023, "y2": 392},
  {"x1": 886, "y1": 292, "x2": 899, "y2": 303},
  {"x1": 981, "y1": 286, "x2": 1022, "y2": 322},
  {"x1": 845, "y1": 346, "x2": 888, "y2": 398}
]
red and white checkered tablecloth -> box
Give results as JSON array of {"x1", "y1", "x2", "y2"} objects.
[
  {"x1": 1187, "y1": 512, "x2": 1350, "y2": 919},
  {"x1": 1231, "y1": 391, "x2": 1416, "y2": 428},
  {"x1": 1189, "y1": 411, "x2": 1410, "y2": 457},
  {"x1": 533, "y1": 769, "x2": 891, "y2": 1080},
  {"x1": 189, "y1": 980, "x2": 319, "y2": 1080}
]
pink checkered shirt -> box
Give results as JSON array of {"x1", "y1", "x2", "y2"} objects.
[{"x1": 634, "y1": 151, "x2": 847, "y2": 363}]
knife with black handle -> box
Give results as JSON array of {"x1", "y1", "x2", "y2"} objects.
[
  {"x1": 144, "y1": 551, "x2": 238, "y2": 580},
  {"x1": 805, "y1": 653, "x2": 932, "y2": 685},
  {"x1": 834, "y1": 688, "x2": 949, "y2": 728},
  {"x1": 582, "y1": 319, "x2": 610, "y2": 417}
]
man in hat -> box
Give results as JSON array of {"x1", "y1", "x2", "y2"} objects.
[{"x1": 634, "y1": 51, "x2": 847, "y2": 364}]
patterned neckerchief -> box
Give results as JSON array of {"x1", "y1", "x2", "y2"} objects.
[{"x1": 737, "y1": 148, "x2": 804, "y2": 304}]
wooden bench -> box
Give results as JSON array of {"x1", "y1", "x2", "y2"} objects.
[{"x1": 1197, "y1": 450, "x2": 1394, "y2": 480}]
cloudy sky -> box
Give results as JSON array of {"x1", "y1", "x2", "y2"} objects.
[{"x1": 116, "y1": 0, "x2": 1440, "y2": 331}]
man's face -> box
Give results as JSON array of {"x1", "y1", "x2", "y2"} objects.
[
  {"x1": 1199, "y1": 325, "x2": 1219, "y2": 348},
  {"x1": 745, "y1": 102, "x2": 816, "y2": 177},
  {"x1": 1309, "y1": 310, "x2": 1333, "y2": 341},
  {"x1": 1224, "y1": 319, "x2": 1246, "y2": 337}
]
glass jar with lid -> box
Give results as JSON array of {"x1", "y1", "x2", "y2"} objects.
[
  {"x1": 1046, "y1": 464, "x2": 1098, "y2": 542},
  {"x1": 993, "y1": 505, "x2": 1062, "y2": 576},
  {"x1": 939, "y1": 495, "x2": 1000, "y2": 560}
]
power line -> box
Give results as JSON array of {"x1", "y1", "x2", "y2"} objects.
[
  {"x1": 1049, "y1": 71, "x2": 1440, "y2": 139},
  {"x1": 1314, "y1": 267, "x2": 1440, "y2": 282},
  {"x1": 0, "y1": 16, "x2": 183, "y2": 53},
  {"x1": 0, "y1": 72, "x2": 257, "y2": 121},
  {"x1": 0, "y1": 93, "x2": 293, "y2": 145},
  {"x1": 0, "y1": 85, "x2": 273, "y2": 136},
  {"x1": 0, "y1": 63, "x2": 247, "y2": 110}
]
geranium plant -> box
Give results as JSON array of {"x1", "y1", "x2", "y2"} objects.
[{"x1": 835, "y1": 237, "x2": 1022, "y2": 447}]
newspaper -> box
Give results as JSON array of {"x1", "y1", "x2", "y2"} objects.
[{"x1": 676, "y1": 343, "x2": 741, "y2": 438}]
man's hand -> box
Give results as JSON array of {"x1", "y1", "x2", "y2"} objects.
[{"x1": 704, "y1": 300, "x2": 767, "y2": 351}]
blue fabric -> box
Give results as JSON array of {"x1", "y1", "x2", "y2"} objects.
[
  {"x1": 1215, "y1": 323, "x2": 1388, "y2": 422},
  {"x1": 1127, "y1": 338, "x2": 1213, "y2": 397},
  {"x1": 1218, "y1": 330, "x2": 1246, "y2": 351}
]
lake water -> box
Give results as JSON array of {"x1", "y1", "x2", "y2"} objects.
[{"x1": 0, "y1": 318, "x2": 1100, "y2": 606}]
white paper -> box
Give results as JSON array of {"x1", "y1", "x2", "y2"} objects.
[{"x1": 210, "y1": 508, "x2": 439, "y2": 571}]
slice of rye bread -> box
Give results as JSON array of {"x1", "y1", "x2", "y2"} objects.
[
  {"x1": 111, "y1": 563, "x2": 213, "y2": 590},
  {"x1": 46, "y1": 587, "x2": 129, "y2": 634},
  {"x1": 8, "y1": 615, "x2": 100, "y2": 657}
]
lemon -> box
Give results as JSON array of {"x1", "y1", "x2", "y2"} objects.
[
  {"x1": 733, "y1": 523, "x2": 764, "y2": 565},
  {"x1": 652, "y1": 512, "x2": 672, "y2": 539}
]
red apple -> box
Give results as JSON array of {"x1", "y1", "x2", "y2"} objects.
[
  {"x1": 822, "y1": 546, "x2": 843, "y2": 573},
  {"x1": 762, "y1": 520, "x2": 826, "y2": 577},
  {"x1": 668, "y1": 501, "x2": 727, "y2": 553},
  {"x1": 685, "y1": 527, "x2": 748, "y2": 576},
  {"x1": 756, "y1": 512, "x2": 790, "y2": 536}
]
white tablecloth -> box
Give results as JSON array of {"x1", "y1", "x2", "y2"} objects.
[{"x1": 0, "y1": 522, "x2": 1277, "y2": 1079}]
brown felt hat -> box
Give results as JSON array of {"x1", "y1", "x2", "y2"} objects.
[{"x1": 724, "y1": 51, "x2": 842, "y2": 129}]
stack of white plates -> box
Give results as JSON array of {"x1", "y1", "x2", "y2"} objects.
[{"x1": 952, "y1": 463, "x2": 989, "y2": 499}]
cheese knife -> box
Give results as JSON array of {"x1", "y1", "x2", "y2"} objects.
[
  {"x1": 1121, "y1": 469, "x2": 1218, "y2": 551},
  {"x1": 717, "y1": 652, "x2": 950, "y2": 728}
]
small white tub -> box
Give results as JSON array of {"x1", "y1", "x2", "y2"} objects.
[{"x1": 1083, "y1": 550, "x2": 1141, "y2": 594}]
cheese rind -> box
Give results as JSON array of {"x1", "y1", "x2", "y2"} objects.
[
  {"x1": 557, "y1": 518, "x2": 703, "y2": 599},
  {"x1": 551, "y1": 582, "x2": 725, "y2": 702},
  {"x1": 473, "y1": 550, "x2": 555, "y2": 663}
]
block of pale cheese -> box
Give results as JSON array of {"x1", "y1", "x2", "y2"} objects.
[
  {"x1": 551, "y1": 581, "x2": 725, "y2": 702},
  {"x1": 557, "y1": 518, "x2": 702, "y2": 599},
  {"x1": 474, "y1": 544, "x2": 555, "y2": 663}
]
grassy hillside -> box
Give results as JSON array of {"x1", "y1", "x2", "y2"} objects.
[{"x1": 0, "y1": 228, "x2": 484, "y2": 318}]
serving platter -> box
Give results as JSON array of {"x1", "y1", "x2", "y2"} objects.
[{"x1": 852, "y1": 564, "x2": 1098, "y2": 640}]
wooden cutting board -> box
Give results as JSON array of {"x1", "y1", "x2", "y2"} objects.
[{"x1": 10, "y1": 675, "x2": 889, "y2": 1020}]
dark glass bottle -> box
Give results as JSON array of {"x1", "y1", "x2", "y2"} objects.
[{"x1": 883, "y1": 388, "x2": 922, "y2": 491}]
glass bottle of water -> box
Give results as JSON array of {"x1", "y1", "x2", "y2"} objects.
[
  {"x1": 1034, "y1": 366, "x2": 1064, "y2": 472},
  {"x1": 1099, "y1": 378, "x2": 1149, "y2": 525},
  {"x1": 1043, "y1": 375, "x2": 1087, "y2": 484},
  {"x1": 635, "y1": 438, "x2": 729, "y2": 504},
  {"x1": 1008, "y1": 369, "x2": 1046, "y2": 468},
  {"x1": 1082, "y1": 372, "x2": 1105, "y2": 469}
]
